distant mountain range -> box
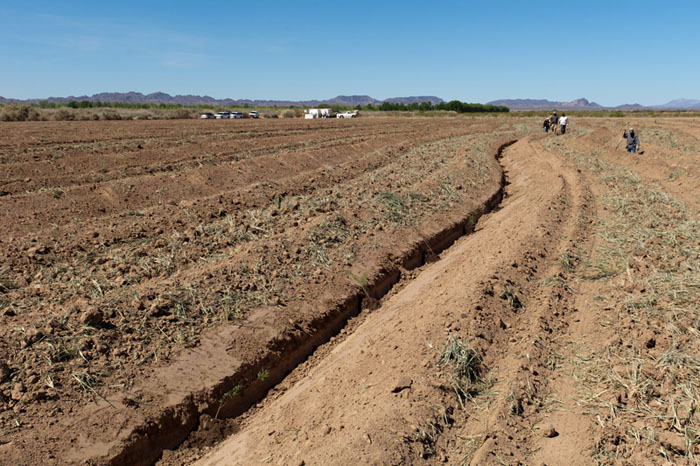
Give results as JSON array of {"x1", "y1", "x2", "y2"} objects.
[
  {"x1": 486, "y1": 97, "x2": 700, "y2": 110},
  {"x1": 486, "y1": 98, "x2": 603, "y2": 110},
  {"x1": 658, "y1": 99, "x2": 700, "y2": 109},
  {"x1": 1, "y1": 92, "x2": 699, "y2": 110},
  {"x1": 0, "y1": 92, "x2": 444, "y2": 108}
]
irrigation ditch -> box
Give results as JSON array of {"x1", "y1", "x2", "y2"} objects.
[{"x1": 72, "y1": 140, "x2": 519, "y2": 466}]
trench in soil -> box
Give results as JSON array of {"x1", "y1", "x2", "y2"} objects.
[{"x1": 107, "y1": 140, "x2": 517, "y2": 466}]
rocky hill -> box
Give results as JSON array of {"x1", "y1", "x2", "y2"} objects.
[
  {"x1": 486, "y1": 98, "x2": 603, "y2": 110},
  {"x1": 659, "y1": 99, "x2": 700, "y2": 109}
]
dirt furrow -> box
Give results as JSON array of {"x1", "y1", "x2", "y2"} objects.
[{"x1": 0, "y1": 122, "x2": 422, "y2": 194}]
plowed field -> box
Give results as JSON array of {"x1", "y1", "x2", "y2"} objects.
[
  {"x1": 4, "y1": 117, "x2": 700, "y2": 465},
  {"x1": 0, "y1": 117, "x2": 531, "y2": 464}
]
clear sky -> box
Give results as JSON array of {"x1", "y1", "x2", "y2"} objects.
[{"x1": 1, "y1": 1, "x2": 698, "y2": 106}]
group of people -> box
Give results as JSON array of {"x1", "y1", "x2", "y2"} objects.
[
  {"x1": 542, "y1": 111, "x2": 569, "y2": 135},
  {"x1": 541, "y1": 111, "x2": 641, "y2": 153}
]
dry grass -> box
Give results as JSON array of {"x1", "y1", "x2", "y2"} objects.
[{"x1": 551, "y1": 140, "x2": 700, "y2": 463}]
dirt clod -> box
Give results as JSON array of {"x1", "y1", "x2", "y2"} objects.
[
  {"x1": 11, "y1": 382, "x2": 25, "y2": 401},
  {"x1": 391, "y1": 377, "x2": 412, "y2": 393},
  {"x1": 0, "y1": 363, "x2": 10, "y2": 383},
  {"x1": 79, "y1": 308, "x2": 104, "y2": 326},
  {"x1": 540, "y1": 424, "x2": 558, "y2": 438},
  {"x1": 23, "y1": 328, "x2": 43, "y2": 346},
  {"x1": 657, "y1": 431, "x2": 686, "y2": 454}
]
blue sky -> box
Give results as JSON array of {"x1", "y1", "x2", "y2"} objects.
[{"x1": 1, "y1": 1, "x2": 698, "y2": 106}]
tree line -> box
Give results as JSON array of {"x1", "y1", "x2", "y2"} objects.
[{"x1": 366, "y1": 100, "x2": 509, "y2": 113}]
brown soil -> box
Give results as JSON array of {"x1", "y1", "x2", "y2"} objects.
[
  {"x1": 190, "y1": 117, "x2": 700, "y2": 466},
  {"x1": 4, "y1": 117, "x2": 700, "y2": 465},
  {"x1": 0, "y1": 117, "x2": 529, "y2": 464}
]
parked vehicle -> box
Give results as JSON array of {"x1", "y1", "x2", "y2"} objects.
[
  {"x1": 304, "y1": 108, "x2": 333, "y2": 119},
  {"x1": 200, "y1": 112, "x2": 215, "y2": 119},
  {"x1": 248, "y1": 111, "x2": 259, "y2": 119},
  {"x1": 336, "y1": 111, "x2": 358, "y2": 119},
  {"x1": 231, "y1": 112, "x2": 244, "y2": 119},
  {"x1": 215, "y1": 112, "x2": 231, "y2": 119}
]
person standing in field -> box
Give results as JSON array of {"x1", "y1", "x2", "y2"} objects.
[
  {"x1": 548, "y1": 111, "x2": 558, "y2": 133},
  {"x1": 623, "y1": 127, "x2": 640, "y2": 153},
  {"x1": 543, "y1": 118, "x2": 551, "y2": 132},
  {"x1": 559, "y1": 113, "x2": 569, "y2": 134}
]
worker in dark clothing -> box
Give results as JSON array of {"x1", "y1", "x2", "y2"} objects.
[
  {"x1": 543, "y1": 118, "x2": 551, "y2": 132},
  {"x1": 623, "y1": 127, "x2": 641, "y2": 153}
]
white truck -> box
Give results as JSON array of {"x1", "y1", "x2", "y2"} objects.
[
  {"x1": 336, "y1": 110, "x2": 358, "y2": 119},
  {"x1": 304, "y1": 108, "x2": 332, "y2": 119}
]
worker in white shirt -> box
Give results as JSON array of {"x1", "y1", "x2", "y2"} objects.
[{"x1": 559, "y1": 113, "x2": 569, "y2": 135}]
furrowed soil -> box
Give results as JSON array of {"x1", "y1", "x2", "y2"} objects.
[
  {"x1": 3, "y1": 117, "x2": 700, "y2": 466},
  {"x1": 0, "y1": 117, "x2": 526, "y2": 465}
]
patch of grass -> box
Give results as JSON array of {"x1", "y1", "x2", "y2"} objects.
[
  {"x1": 452, "y1": 433, "x2": 487, "y2": 465},
  {"x1": 72, "y1": 371, "x2": 113, "y2": 406},
  {"x1": 215, "y1": 382, "x2": 245, "y2": 419},
  {"x1": 501, "y1": 284, "x2": 522, "y2": 310},
  {"x1": 0, "y1": 266, "x2": 16, "y2": 294},
  {"x1": 558, "y1": 252, "x2": 577, "y2": 272},
  {"x1": 245, "y1": 209, "x2": 272, "y2": 237},
  {"x1": 439, "y1": 336, "x2": 483, "y2": 407},
  {"x1": 306, "y1": 243, "x2": 330, "y2": 266},
  {"x1": 348, "y1": 271, "x2": 370, "y2": 297},
  {"x1": 217, "y1": 289, "x2": 245, "y2": 322},
  {"x1": 309, "y1": 215, "x2": 350, "y2": 247},
  {"x1": 124, "y1": 209, "x2": 145, "y2": 217},
  {"x1": 37, "y1": 186, "x2": 65, "y2": 199},
  {"x1": 439, "y1": 180, "x2": 462, "y2": 203},
  {"x1": 415, "y1": 420, "x2": 441, "y2": 459},
  {"x1": 440, "y1": 336, "x2": 482, "y2": 383},
  {"x1": 668, "y1": 169, "x2": 685, "y2": 181},
  {"x1": 558, "y1": 138, "x2": 700, "y2": 463},
  {"x1": 377, "y1": 191, "x2": 412, "y2": 225},
  {"x1": 506, "y1": 384, "x2": 523, "y2": 416},
  {"x1": 44, "y1": 338, "x2": 80, "y2": 363},
  {"x1": 583, "y1": 263, "x2": 618, "y2": 281}
]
